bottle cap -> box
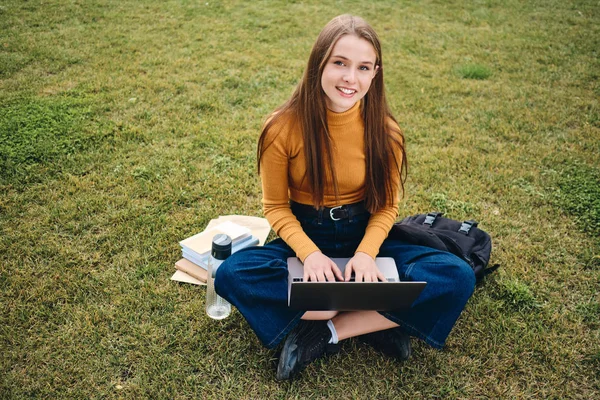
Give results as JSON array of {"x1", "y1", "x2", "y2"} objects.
[{"x1": 211, "y1": 234, "x2": 232, "y2": 260}]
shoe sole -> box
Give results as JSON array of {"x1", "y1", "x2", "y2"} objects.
[
  {"x1": 276, "y1": 330, "x2": 300, "y2": 380},
  {"x1": 276, "y1": 322, "x2": 339, "y2": 380}
]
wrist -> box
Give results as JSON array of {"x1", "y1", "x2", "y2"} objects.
[
  {"x1": 303, "y1": 250, "x2": 322, "y2": 263},
  {"x1": 355, "y1": 251, "x2": 374, "y2": 260}
]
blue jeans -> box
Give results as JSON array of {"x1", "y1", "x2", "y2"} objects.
[{"x1": 215, "y1": 209, "x2": 475, "y2": 349}]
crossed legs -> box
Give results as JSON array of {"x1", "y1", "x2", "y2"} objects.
[
  {"x1": 217, "y1": 239, "x2": 475, "y2": 380},
  {"x1": 302, "y1": 310, "x2": 399, "y2": 340}
]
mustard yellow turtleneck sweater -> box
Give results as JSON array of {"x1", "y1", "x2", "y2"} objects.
[{"x1": 259, "y1": 101, "x2": 402, "y2": 261}]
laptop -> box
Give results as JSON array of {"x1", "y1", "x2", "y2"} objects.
[{"x1": 287, "y1": 257, "x2": 427, "y2": 311}]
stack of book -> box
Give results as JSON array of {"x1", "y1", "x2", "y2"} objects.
[{"x1": 174, "y1": 220, "x2": 260, "y2": 284}]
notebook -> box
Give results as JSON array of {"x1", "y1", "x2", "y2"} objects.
[{"x1": 287, "y1": 257, "x2": 427, "y2": 311}]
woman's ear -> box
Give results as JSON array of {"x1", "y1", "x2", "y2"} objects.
[{"x1": 373, "y1": 65, "x2": 380, "y2": 77}]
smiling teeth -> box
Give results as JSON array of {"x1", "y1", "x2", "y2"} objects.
[{"x1": 338, "y1": 87, "x2": 355, "y2": 94}]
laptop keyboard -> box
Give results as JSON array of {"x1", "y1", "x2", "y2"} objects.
[{"x1": 293, "y1": 277, "x2": 397, "y2": 282}]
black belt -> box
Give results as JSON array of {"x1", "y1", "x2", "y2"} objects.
[{"x1": 290, "y1": 201, "x2": 368, "y2": 221}]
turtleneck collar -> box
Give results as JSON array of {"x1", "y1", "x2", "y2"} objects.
[{"x1": 326, "y1": 101, "x2": 362, "y2": 126}]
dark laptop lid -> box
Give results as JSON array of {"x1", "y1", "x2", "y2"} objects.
[{"x1": 287, "y1": 257, "x2": 427, "y2": 311}]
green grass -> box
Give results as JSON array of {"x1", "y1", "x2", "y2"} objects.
[
  {"x1": 1, "y1": 0, "x2": 599, "y2": 398},
  {"x1": 456, "y1": 64, "x2": 492, "y2": 80},
  {"x1": 550, "y1": 162, "x2": 600, "y2": 237}
]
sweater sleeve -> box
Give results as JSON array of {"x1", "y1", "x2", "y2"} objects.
[
  {"x1": 355, "y1": 122, "x2": 404, "y2": 258},
  {"x1": 259, "y1": 122, "x2": 320, "y2": 262}
]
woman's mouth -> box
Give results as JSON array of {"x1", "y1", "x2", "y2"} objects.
[{"x1": 336, "y1": 87, "x2": 356, "y2": 96}]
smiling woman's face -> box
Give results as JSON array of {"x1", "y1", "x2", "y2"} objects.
[{"x1": 320, "y1": 34, "x2": 378, "y2": 113}]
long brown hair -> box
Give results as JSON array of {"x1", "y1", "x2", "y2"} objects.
[{"x1": 257, "y1": 14, "x2": 407, "y2": 212}]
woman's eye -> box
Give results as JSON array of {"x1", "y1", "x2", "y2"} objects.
[
  {"x1": 359, "y1": 66, "x2": 370, "y2": 71},
  {"x1": 334, "y1": 61, "x2": 345, "y2": 66}
]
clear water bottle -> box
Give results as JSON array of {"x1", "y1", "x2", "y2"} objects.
[{"x1": 206, "y1": 233, "x2": 232, "y2": 320}]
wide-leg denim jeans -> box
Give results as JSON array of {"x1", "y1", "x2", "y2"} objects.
[{"x1": 215, "y1": 209, "x2": 475, "y2": 349}]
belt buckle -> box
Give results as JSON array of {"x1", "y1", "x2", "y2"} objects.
[{"x1": 329, "y1": 205, "x2": 343, "y2": 221}]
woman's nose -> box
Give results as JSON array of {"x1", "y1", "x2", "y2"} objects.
[{"x1": 343, "y1": 69, "x2": 356, "y2": 83}]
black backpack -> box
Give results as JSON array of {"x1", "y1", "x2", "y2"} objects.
[{"x1": 389, "y1": 212, "x2": 497, "y2": 282}]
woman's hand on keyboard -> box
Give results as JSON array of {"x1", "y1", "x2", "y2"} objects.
[
  {"x1": 303, "y1": 251, "x2": 343, "y2": 282},
  {"x1": 345, "y1": 252, "x2": 386, "y2": 282}
]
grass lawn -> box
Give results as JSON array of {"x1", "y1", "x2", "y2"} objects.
[{"x1": 1, "y1": 0, "x2": 599, "y2": 398}]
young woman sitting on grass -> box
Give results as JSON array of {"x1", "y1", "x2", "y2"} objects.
[{"x1": 215, "y1": 14, "x2": 475, "y2": 380}]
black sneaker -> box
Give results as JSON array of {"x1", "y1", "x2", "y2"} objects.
[
  {"x1": 359, "y1": 327, "x2": 412, "y2": 361},
  {"x1": 276, "y1": 320, "x2": 339, "y2": 380}
]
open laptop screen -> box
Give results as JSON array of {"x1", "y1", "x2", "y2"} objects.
[{"x1": 287, "y1": 257, "x2": 427, "y2": 311}]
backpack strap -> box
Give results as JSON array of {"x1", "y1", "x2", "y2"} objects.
[
  {"x1": 479, "y1": 263, "x2": 501, "y2": 281},
  {"x1": 458, "y1": 219, "x2": 478, "y2": 235},
  {"x1": 423, "y1": 212, "x2": 443, "y2": 226}
]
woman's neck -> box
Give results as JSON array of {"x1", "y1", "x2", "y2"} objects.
[{"x1": 326, "y1": 101, "x2": 361, "y2": 126}]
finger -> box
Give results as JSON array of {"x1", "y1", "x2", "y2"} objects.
[
  {"x1": 355, "y1": 272, "x2": 364, "y2": 282},
  {"x1": 331, "y1": 263, "x2": 344, "y2": 281},
  {"x1": 308, "y1": 272, "x2": 317, "y2": 282},
  {"x1": 325, "y1": 269, "x2": 336, "y2": 282},
  {"x1": 377, "y1": 270, "x2": 387, "y2": 282},
  {"x1": 344, "y1": 263, "x2": 354, "y2": 282},
  {"x1": 316, "y1": 271, "x2": 327, "y2": 282}
]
